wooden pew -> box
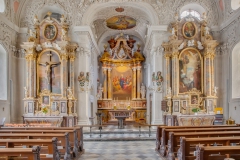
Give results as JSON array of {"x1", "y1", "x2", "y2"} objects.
[
  {"x1": 177, "y1": 136, "x2": 240, "y2": 160},
  {"x1": 0, "y1": 126, "x2": 84, "y2": 153},
  {"x1": 167, "y1": 131, "x2": 240, "y2": 160},
  {"x1": 159, "y1": 127, "x2": 240, "y2": 156},
  {"x1": 0, "y1": 138, "x2": 60, "y2": 160},
  {"x1": 0, "y1": 129, "x2": 80, "y2": 157},
  {"x1": 0, "y1": 133, "x2": 71, "y2": 159},
  {"x1": 195, "y1": 145, "x2": 240, "y2": 160},
  {"x1": 0, "y1": 146, "x2": 41, "y2": 160},
  {"x1": 156, "y1": 125, "x2": 238, "y2": 151}
]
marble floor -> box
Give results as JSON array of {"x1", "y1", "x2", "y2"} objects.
[{"x1": 79, "y1": 141, "x2": 163, "y2": 160}]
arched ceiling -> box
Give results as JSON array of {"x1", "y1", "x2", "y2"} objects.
[{"x1": 16, "y1": 0, "x2": 221, "y2": 49}]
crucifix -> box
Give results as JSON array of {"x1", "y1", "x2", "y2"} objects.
[{"x1": 38, "y1": 51, "x2": 61, "y2": 91}]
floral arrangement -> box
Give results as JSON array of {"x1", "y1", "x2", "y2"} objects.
[
  {"x1": 192, "y1": 108, "x2": 200, "y2": 113},
  {"x1": 42, "y1": 105, "x2": 48, "y2": 114}
]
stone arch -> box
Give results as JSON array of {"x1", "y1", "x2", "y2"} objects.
[
  {"x1": 0, "y1": 43, "x2": 8, "y2": 100},
  {"x1": 0, "y1": 0, "x2": 5, "y2": 13}
]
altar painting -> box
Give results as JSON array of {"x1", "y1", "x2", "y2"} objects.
[
  {"x1": 38, "y1": 51, "x2": 61, "y2": 94},
  {"x1": 112, "y1": 66, "x2": 132, "y2": 100},
  {"x1": 106, "y1": 15, "x2": 136, "y2": 30},
  {"x1": 179, "y1": 48, "x2": 202, "y2": 93}
]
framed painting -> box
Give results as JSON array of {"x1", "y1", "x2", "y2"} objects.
[
  {"x1": 182, "y1": 22, "x2": 197, "y2": 39},
  {"x1": 44, "y1": 24, "x2": 57, "y2": 40},
  {"x1": 190, "y1": 94, "x2": 199, "y2": 105},
  {"x1": 208, "y1": 100, "x2": 213, "y2": 112},
  {"x1": 28, "y1": 102, "x2": 33, "y2": 113},
  {"x1": 42, "y1": 95, "x2": 50, "y2": 105},
  {"x1": 182, "y1": 100, "x2": 187, "y2": 110},
  {"x1": 173, "y1": 101, "x2": 180, "y2": 113},
  {"x1": 179, "y1": 48, "x2": 202, "y2": 93},
  {"x1": 61, "y1": 102, "x2": 67, "y2": 113}
]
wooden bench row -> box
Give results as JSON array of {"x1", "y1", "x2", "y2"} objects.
[
  {"x1": 0, "y1": 126, "x2": 84, "y2": 160},
  {"x1": 156, "y1": 125, "x2": 240, "y2": 160}
]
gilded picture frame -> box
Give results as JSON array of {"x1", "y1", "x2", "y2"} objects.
[
  {"x1": 44, "y1": 24, "x2": 57, "y2": 41},
  {"x1": 190, "y1": 94, "x2": 199, "y2": 106},
  {"x1": 42, "y1": 95, "x2": 50, "y2": 106},
  {"x1": 182, "y1": 22, "x2": 197, "y2": 39}
]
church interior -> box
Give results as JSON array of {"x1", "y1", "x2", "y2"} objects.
[{"x1": 1, "y1": 0, "x2": 240, "y2": 159}]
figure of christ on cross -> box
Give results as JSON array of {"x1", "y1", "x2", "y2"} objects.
[{"x1": 38, "y1": 52, "x2": 61, "y2": 90}]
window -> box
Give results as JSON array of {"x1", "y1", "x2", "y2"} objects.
[
  {"x1": 181, "y1": 10, "x2": 201, "y2": 20},
  {"x1": 231, "y1": 0, "x2": 240, "y2": 10},
  {"x1": 0, "y1": 0, "x2": 5, "y2": 13},
  {"x1": 0, "y1": 44, "x2": 7, "y2": 100}
]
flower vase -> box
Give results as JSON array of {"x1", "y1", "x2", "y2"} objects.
[{"x1": 194, "y1": 112, "x2": 198, "y2": 115}]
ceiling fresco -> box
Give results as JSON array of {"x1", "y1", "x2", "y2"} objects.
[{"x1": 106, "y1": 15, "x2": 136, "y2": 30}]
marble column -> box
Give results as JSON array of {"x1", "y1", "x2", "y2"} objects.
[
  {"x1": 171, "y1": 53, "x2": 179, "y2": 96},
  {"x1": 107, "y1": 67, "x2": 112, "y2": 100},
  {"x1": 61, "y1": 54, "x2": 68, "y2": 97},
  {"x1": 132, "y1": 67, "x2": 137, "y2": 99},
  {"x1": 164, "y1": 54, "x2": 171, "y2": 92},
  {"x1": 103, "y1": 67, "x2": 108, "y2": 100},
  {"x1": 211, "y1": 56, "x2": 215, "y2": 96},
  {"x1": 137, "y1": 65, "x2": 141, "y2": 99},
  {"x1": 204, "y1": 55, "x2": 212, "y2": 96},
  {"x1": 69, "y1": 55, "x2": 75, "y2": 91}
]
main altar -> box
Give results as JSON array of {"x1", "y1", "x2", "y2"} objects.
[
  {"x1": 161, "y1": 13, "x2": 218, "y2": 126},
  {"x1": 21, "y1": 12, "x2": 78, "y2": 127},
  {"x1": 97, "y1": 34, "x2": 147, "y2": 124}
]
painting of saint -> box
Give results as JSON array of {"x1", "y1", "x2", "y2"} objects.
[
  {"x1": 106, "y1": 15, "x2": 137, "y2": 30},
  {"x1": 112, "y1": 66, "x2": 132, "y2": 100},
  {"x1": 183, "y1": 22, "x2": 196, "y2": 38},
  {"x1": 44, "y1": 24, "x2": 56, "y2": 40},
  {"x1": 42, "y1": 96, "x2": 50, "y2": 105},
  {"x1": 191, "y1": 95, "x2": 198, "y2": 105},
  {"x1": 179, "y1": 48, "x2": 201, "y2": 93}
]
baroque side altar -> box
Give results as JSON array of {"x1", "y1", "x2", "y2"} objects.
[
  {"x1": 21, "y1": 13, "x2": 78, "y2": 127},
  {"x1": 161, "y1": 13, "x2": 218, "y2": 126}
]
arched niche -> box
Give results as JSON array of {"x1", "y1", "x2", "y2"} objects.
[
  {"x1": 232, "y1": 41, "x2": 240, "y2": 98},
  {"x1": 0, "y1": 44, "x2": 7, "y2": 100},
  {"x1": 37, "y1": 50, "x2": 61, "y2": 94},
  {"x1": 0, "y1": 0, "x2": 5, "y2": 13},
  {"x1": 231, "y1": 0, "x2": 240, "y2": 10}
]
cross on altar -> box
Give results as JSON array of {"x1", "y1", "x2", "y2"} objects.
[{"x1": 38, "y1": 51, "x2": 61, "y2": 91}]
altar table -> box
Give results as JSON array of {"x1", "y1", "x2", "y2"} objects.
[{"x1": 177, "y1": 114, "x2": 215, "y2": 126}]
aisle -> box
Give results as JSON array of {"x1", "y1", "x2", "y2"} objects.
[{"x1": 80, "y1": 141, "x2": 162, "y2": 160}]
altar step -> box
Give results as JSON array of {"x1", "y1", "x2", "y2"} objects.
[{"x1": 83, "y1": 131, "x2": 156, "y2": 141}]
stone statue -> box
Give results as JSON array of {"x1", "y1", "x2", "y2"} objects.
[
  {"x1": 33, "y1": 15, "x2": 40, "y2": 25},
  {"x1": 24, "y1": 87, "x2": 29, "y2": 98},
  {"x1": 97, "y1": 83, "x2": 103, "y2": 100},
  {"x1": 205, "y1": 26, "x2": 210, "y2": 35},
  {"x1": 197, "y1": 41, "x2": 204, "y2": 50},
  {"x1": 140, "y1": 83, "x2": 146, "y2": 99},
  {"x1": 67, "y1": 87, "x2": 74, "y2": 99},
  {"x1": 156, "y1": 71, "x2": 163, "y2": 86},
  {"x1": 78, "y1": 72, "x2": 85, "y2": 87},
  {"x1": 188, "y1": 40, "x2": 194, "y2": 47},
  {"x1": 167, "y1": 87, "x2": 172, "y2": 96},
  {"x1": 29, "y1": 29, "x2": 36, "y2": 38},
  {"x1": 171, "y1": 27, "x2": 175, "y2": 35},
  {"x1": 60, "y1": 14, "x2": 66, "y2": 24},
  {"x1": 152, "y1": 72, "x2": 156, "y2": 86},
  {"x1": 61, "y1": 28, "x2": 67, "y2": 41},
  {"x1": 85, "y1": 72, "x2": 89, "y2": 82},
  {"x1": 213, "y1": 86, "x2": 218, "y2": 95},
  {"x1": 38, "y1": 61, "x2": 61, "y2": 84}
]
